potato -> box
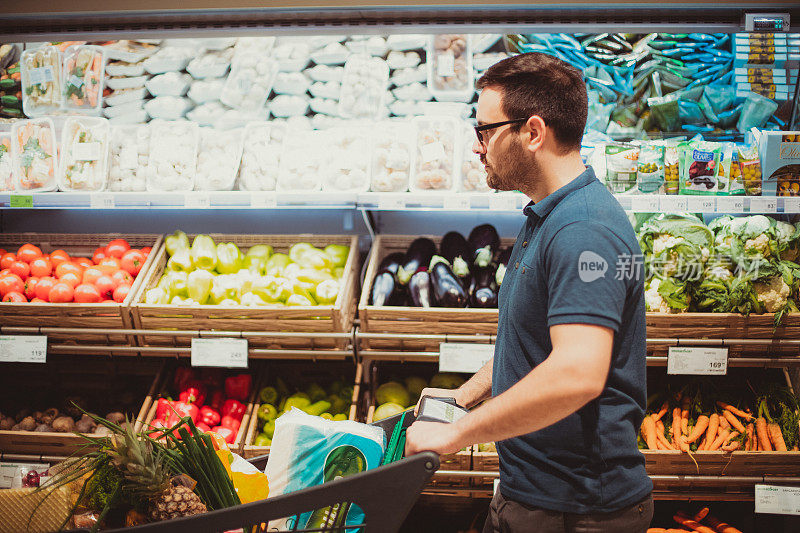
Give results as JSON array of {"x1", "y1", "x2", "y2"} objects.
[
  {"x1": 52, "y1": 416, "x2": 76, "y2": 433},
  {"x1": 0, "y1": 416, "x2": 15, "y2": 430},
  {"x1": 35, "y1": 423, "x2": 52, "y2": 432},
  {"x1": 75, "y1": 418, "x2": 95, "y2": 434},
  {"x1": 105, "y1": 411, "x2": 125, "y2": 425},
  {"x1": 19, "y1": 416, "x2": 37, "y2": 431},
  {"x1": 41, "y1": 408, "x2": 59, "y2": 425}
]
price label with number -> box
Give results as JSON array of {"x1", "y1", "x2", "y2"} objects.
[
  {"x1": 9, "y1": 195, "x2": 33, "y2": 208},
  {"x1": 90, "y1": 193, "x2": 115, "y2": 209},
  {"x1": 489, "y1": 195, "x2": 518, "y2": 211},
  {"x1": 0, "y1": 336, "x2": 47, "y2": 364},
  {"x1": 784, "y1": 197, "x2": 800, "y2": 214},
  {"x1": 377, "y1": 194, "x2": 405, "y2": 210},
  {"x1": 443, "y1": 195, "x2": 471, "y2": 210},
  {"x1": 755, "y1": 485, "x2": 800, "y2": 515},
  {"x1": 185, "y1": 193, "x2": 211, "y2": 209},
  {"x1": 750, "y1": 197, "x2": 778, "y2": 213},
  {"x1": 717, "y1": 197, "x2": 745, "y2": 213},
  {"x1": 659, "y1": 196, "x2": 688, "y2": 212},
  {"x1": 191, "y1": 338, "x2": 248, "y2": 368},
  {"x1": 439, "y1": 343, "x2": 494, "y2": 374},
  {"x1": 631, "y1": 196, "x2": 660, "y2": 212},
  {"x1": 687, "y1": 197, "x2": 715, "y2": 212},
  {"x1": 250, "y1": 192, "x2": 278, "y2": 208},
  {"x1": 667, "y1": 346, "x2": 727, "y2": 375}
]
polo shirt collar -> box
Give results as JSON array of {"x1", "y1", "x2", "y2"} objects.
[{"x1": 522, "y1": 166, "x2": 596, "y2": 219}]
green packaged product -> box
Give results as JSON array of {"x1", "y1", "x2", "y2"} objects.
[
  {"x1": 663, "y1": 142, "x2": 681, "y2": 195},
  {"x1": 680, "y1": 140, "x2": 721, "y2": 195},
  {"x1": 605, "y1": 143, "x2": 640, "y2": 194},
  {"x1": 636, "y1": 143, "x2": 666, "y2": 194}
]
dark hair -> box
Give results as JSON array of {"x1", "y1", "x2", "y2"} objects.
[{"x1": 476, "y1": 52, "x2": 587, "y2": 152}]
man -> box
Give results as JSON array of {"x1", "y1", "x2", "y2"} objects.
[{"x1": 404, "y1": 52, "x2": 653, "y2": 532}]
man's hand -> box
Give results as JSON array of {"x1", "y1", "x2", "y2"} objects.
[
  {"x1": 404, "y1": 420, "x2": 463, "y2": 456},
  {"x1": 413, "y1": 388, "x2": 463, "y2": 415}
]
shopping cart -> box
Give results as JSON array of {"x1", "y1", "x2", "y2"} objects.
[{"x1": 71, "y1": 414, "x2": 438, "y2": 533}]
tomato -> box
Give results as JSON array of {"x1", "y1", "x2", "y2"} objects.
[
  {"x1": 96, "y1": 265, "x2": 119, "y2": 277},
  {"x1": 106, "y1": 239, "x2": 131, "y2": 259},
  {"x1": 59, "y1": 272, "x2": 82, "y2": 288},
  {"x1": 75, "y1": 257, "x2": 93, "y2": 269},
  {"x1": 141, "y1": 247, "x2": 152, "y2": 257},
  {"x1": 16, "y1": 244, "x2": 43, "y2": 263},
  {"x1": 0, "y1": 274, "x2": 25, "y2": 297},
  {"x1": 0, "y1": 269, "x2": 9, "y2": 277},
  {"x1": 49, "y1": 282, "x2": 74, "y2": 303},
  {"x1": 30, "y1": 298, "x2": 47, "y2": 303},
  {"x1": 34, "y1": 277, "x2": 56, "y2": 301},
  {"x1": 56, "y1": 262, "x2": 83, "y2": 279},
  {"x1": 83, "y1": 267, "x2": 104, "y2": 285},
  {"x1": 3, "y1": 291, "x2": 26, "y2": 303},
  {"x1": 9, "y1": 261, "x2": 30, "y2": 281},
  {"x1": 92, "y1": 247, "x2": 107, "y2": 264},
  {"x1": 24, "y1": 277, "x2": 38, "y2": 300},
  {"x1": 120, "y1": 250, "x2": 145, "y2": 276},
  {"x1": 113, "y1": 284, "x2": 131, "y2": 303},
  {"x1": 111, "y1": 270, "x2": 134, "y2": 288},
  {"x1": 99, "y1": 257, "x2": 121, "y2": 270},
  {"x1": 1, "y1": 253, "x2": 16, "y2": 270},
  {"x1": 49, "y1": 250, "x2": 71, "y2": 267},
  {"x1": 95, "y1": 275, "x2": 115, "y2": 298},
  {"x1": 74, "y1": 283, "x2": 102, "y2": 303},
  {"x1": 0, "y1": 248, "x2": 5, "y2": 256},
  {"x1": 29, "y1": 257, "x2": 52, "y2": 278}
]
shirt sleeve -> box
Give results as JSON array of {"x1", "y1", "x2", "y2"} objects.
[{"x1": 544, "y1": 221, "x2": 630, "y2": 332}]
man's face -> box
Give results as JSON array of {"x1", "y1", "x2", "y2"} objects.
[{"x1": 474, "y1": 87, "x2": 537, "y2": 192}]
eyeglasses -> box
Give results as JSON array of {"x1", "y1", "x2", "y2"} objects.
[{"x1": 474, "y1": 118, "x2": 529, "y2": 146}]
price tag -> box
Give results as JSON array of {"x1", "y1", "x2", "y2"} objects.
[
  {"x1": 28, "y1": 66, "x2": 54, "y2": 85},
  {"x1": 785, "y1": 197, "x2": 800, "y2": 213},
  {"x1": 90, "y1": 193, "x2": 115, "y2": 209},
  {"x1": 377, "y1": 194, "x2": 405, "y2": 210},
  {"x1": 69, "y1": 75, "x2": 84, "y2": 89},
  {"x1": 437, "y1": 51, "x2": 456, "y2": 77},
  {"x1": 631, "y1": 196, "x2": 660, "y2": 212},
  {"x1": 0, "y1": 336, "x2": 47, "y2": 364},
  {"x1": 443, "y1": 195, "x2": 471, "y2": 210},
  {"x1": 667, "y1": 346, "x2": 727, "y2": 375},
  {"x1": 756, "y1": 485, "x2": 800, "y2": 515},
  {"x1": 687, "y1": 196, "x2": 716, "y2": 212},
  {"x1": 439, "y1": 343, "x2": 494, "y2": 374},
  {"x1": 419, "y1": 141, "x2": 446, "y2": 164},
  {"x1": 191, "y1": 338, "x2": 248, "y2": 368},
  {"x1": 489, "y1": 195, "x2": 518, "y2": 211},
  {"x1": 9, "y1": 195, "x2": 33, "y2": 208},
  {"x1": 750, "y1": 196, "x2": 778, "y2": 213},
  {"x1": 659, "y1": 196, "x2": 688, "y2": 212},
  {"x1": 185, "y1": 193, "x2": 211, "y2": 208},
  {"x1": 72, "y1": 142, "x2": 102, "y2": 161},
  {"x1": 717, "y1": 196, "x2": 745, "y2": 213},
  {"x1": 250, "y1": 192, "x2": 278, "y2": 208}
]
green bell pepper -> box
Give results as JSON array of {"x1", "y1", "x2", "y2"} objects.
[
  {"x1": 314, "y1": 279, "x2": 340, "y2": 305},
  {"x1": 305, "y1": 400, "x2": 331, "y2": 416},
  {"x1": 289, "y1": 243, "x2": 332, "y2": 270},
  {"x1": 191, "y1": 234, "x2": 218, "y2": 271},
  {"x1": 257, "y1": 403, "x2": 278, "y2": 423},
  {"x1": 216, "y1": 242, "x2": 243, "y2": 274},
  {"x1": 165, "y1": 230, "x2": 190, "y2": 256},
  {"x1": 243, "y1": 255, "x2": 266, "y2": 274},
  {"x1": 333, "y1": 414, "x2": 347, "y2": 421},
  {"x1": 265, "y1": 253, "x2": 291, "y2": 276},
  {"x1": 165, "y1": 271, "x2": 189, "y2": 298},
  {"x1": 324, "y1": 244, "x2": 349, "y2": 268},
  {"x1": 286, "y1": 293, "x2": 315, "y2": 306},
  {"x1": 246, "y1": 244, "x2": 273, "y2": 260},
  {"x1": 167, "y1": 249, "x2": 193, "y2": 272},
  {"x1": 253, "y1": 434, "x2": 272, "y2": 447},
  {"x1": 320, "y1": 413, "x2": 333, "y2": 420},
  {"x1": 259, "y1": 386, "x2": 278, "y2": 404},
  {"x1": 144, "y1": 287, "x2": 168, "y2": 304},
  {"x1": 219, "y1": 298, "x2": 239, "y2": 306},
  {"x1": 261, "y1": 420, "x2": 276, "y2": 439},
  {"x1": 171, "y1": 295, "x2": 187, "y2": 305},
  {"x1": 187, "y1": 269, "x2": 214, "y2": 304},
  {"x1": 240, "y1": 292, "x2": 268, "y2": 306},
  {"x1": 255, "y1": 277, "x2": 293, "y2": 303},
  {"x1": 296, "y1": 268, "x2": 334, "y2": 286}
]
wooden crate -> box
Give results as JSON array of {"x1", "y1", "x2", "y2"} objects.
[
  {"x1": 138, "y1": 362, "x2": 260, "y2": 455},
  {"x1": 643, "y1": 450, "x2": 800, "y2": 476},
  {"x1": 241, "y1": 360, "x2": 361, "y2": 459},
  {"x1": 0, "y1": 357, "x2": 164, "y2": 456},
  {"x1": 0, "y1": 486, "x2": 73, "y2": 533},
  {"x1": 471, "y1": 447, "x2": 500, "y2": 488},
  {"x1": 131, "y1": 234, "x2": 358, "y2": 349},
  {"x1": 0, "y1": 233, "x2": 162, "y2": 345},
  {"x1": 359, "y1": 235, "x2": 515, "y2": 351}
]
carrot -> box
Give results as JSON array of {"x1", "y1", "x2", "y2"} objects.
[
  {"x1": 722, "y1": 440, "x2": 741, "y2": 452},
  {"x1": 704, "y1": 514, "x2": 743, "y2": 533},
  {"x1": 682, "y1": 417, "x2": 689, "y2": 436},
  {"x1": 647, "y1": 529, "x2": 668, "y2": 533},
  {"x1": 673, "y1": 514, "x2": 716, "y2": 533},
  {"x1": 722, "y1": 411, "x2": 746, "y2": 434},
  {"x1": 686, "y1": 415, "x2": 709, "y2": 443},
  {"x1": 745, "y1": 423, "x2": 754, "y2": 451},
  {"x1": 681, "y1": 397, "x2": 691, "y2": 435},
  {"x1": 642, "y1": 415, "x2": 659, "y2": 450},
  {"x1": 672, "y1": 408, "x2": 682, "y2": 446},
  {"x1": 717, "y1": 401, "x2": 754, "y2": 421},
  {"x1": 676, "y1": 436, "x2": 690, "y2": 453},
  {"x1": 697, "y1": 436, "x2": 707, "y2": 451},
  {"x1": 656, "y1": 440, "x2": 670, "y2": 450},
  {"x1": 657, "y1": 430, "x2": 676, "y2": 450},
  {"x1": 709, "y1": 429, "x2": 730, "y2": 451},
  {"x1": 724, "y1": 431, "x2": 739, "y2": 444},
  {"x1": 693, "y1": 507, "x2": 709, "y2": 521},
  {"x1": 718, "y1": 416, "x2": 730, "y2": 430},
  {"x1": 654, "y1": 401, "x2": 670, "y2": 421},
  {"x1": 756, "y1": 417, "x2": 772, "y2": 451},
  {"x1": 768, "y1": 422, "x2": 787, "y2": 451},
  {"x1": 704, "y1": 414, "x2": 719, "y2": 448}
]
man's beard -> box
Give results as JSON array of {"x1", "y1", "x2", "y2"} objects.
[{"x1": 482, "y1": 136, "x2": 536, "y2": 192}]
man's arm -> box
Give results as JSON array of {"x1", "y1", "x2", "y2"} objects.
[
  {"x1": 405, "y1": 323, "x2": 612, "y2": 455},
  {"x1": 416, "y1": 357, "x2": 493, "y2": 412}
]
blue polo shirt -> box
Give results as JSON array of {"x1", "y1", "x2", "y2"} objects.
[{"x1": 493, "y1": 166, "x2": 651, "y2": 513}]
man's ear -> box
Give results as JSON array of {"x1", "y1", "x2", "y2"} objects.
[{"x1": 524, "y1": 115, "x2": 547, "y2": 154}]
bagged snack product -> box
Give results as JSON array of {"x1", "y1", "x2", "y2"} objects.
[
  {"x1": 680, "y1": 140, "x2": 721, "y2": 195},
  {"x1": 604, "y1": 143, "x2": 640, "y2": 194},
  {"x1": 11, "y1": 117, "x2": 58, "y2": 192},
  {"x1": 715, "y1": 142, "x2": 744, "y2": 195},
  {"x1": 737, "y1": 144, "x2": 762, "y2": 196},
  {"x1": 58, "y1": 116, "x2": 110, "y2": 191},
  {"x1": 636, "y1": 143, "x2": 665, "y2": 194}
]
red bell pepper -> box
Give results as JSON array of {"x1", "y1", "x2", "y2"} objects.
[
  {"x1": 167, "y1": 401, "x2": 199, "y2": 425},
  {"x1": 208, "y1": 389, "x2": 225, "y2": 411},
  {"x1": 199, "y1": 406, "x2": 221, "y2": 427},
  {"x1": 199, "y1": 368, "x2": 223, "y2": 386},
  {"x1": 147, "y1": 419, "x2": 169, "y2": 440},
  {"x1": 224, "y1": 374, "x2": 252, "y2": 402},
  {"x1": 221, "y1": 399, "x2": 246, "y2": 421},
  {"x1": 220, "y1": 415, "x2": 241, "y2": 432},
  {"x1": 173, "y1": 367, "x2": 196, "y2": 393},
  {"x1": 155, "y1": 398, "x2": 172, "y2": 421},
  {"x1": 211, "y1": 426, "x2": 236, "y2": 444},
  {"x1": 196, "y1": 422, "x2": 212, "y2": 433},
  {"x1": 179, "y1": 380, "x2": 207, "y2": 405}
]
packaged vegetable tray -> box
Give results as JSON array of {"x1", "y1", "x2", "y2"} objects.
[
  {"x1": 58, "y1": 116, "x2": 110, "y2": 191},
  {"x1": 409, "y1": 116, "x2": 460, "y2": 192},
  {"x1": 220, "y1": 53, "x2": 278, "y2": 112},
  {"x1": 460, "y1": 121, "x2": 489, "y2": 192},
  {"x1": 145, "y1": 119, "x2": 199, "y2": 192},
  {"x1": 369, "y1": 121, "x2": 413, "y2": 193},
  {"x1": 20, "y1": 45, "x2": 62, "y2": 116},
  {"x1": 107, "y1": 123, "x2": 149, "y2": 192},
  {"x1": 62, "y1": 44, "x2": 105, "y2": 114},
  {"x1": 195, "y1": 127, "x2": 244, "y2": 191},
  {"x1": 0, "y1": 132, "x2": 13, "y2": 191},
  {"x1": 10, "y1": 117, "x2": 58, "y2": 192},
  {"x1": 320, "y1": 126, "x2": 371, "y2": 193},
  {"x1": 338, "y1": 54, "x2": 389, "y2": 120},
  {"x1": 276, "y1": 128, "x2": 325, "y2": 191},
  {"x1": 426, "y1": 34, "x2": 474, "y2": 103},
  {"x1": 238, "y1": 122, "x2": 284, "y2": 192}
]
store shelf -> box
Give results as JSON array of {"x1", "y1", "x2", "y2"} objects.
[{"x1": 357, "y1": 192, "x2": 524, "y2": 212}]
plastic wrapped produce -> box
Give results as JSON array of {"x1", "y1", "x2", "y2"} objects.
[
  {"x1": 389, "y1": 100, "x2": 425, "y2": 117},
  {"x1": 276, "y1": 128, "x2": 324, "y2": 191},
  {"x1": 105, "y1": 61, "x2": 145, "y2": 77},
  {"x1": 234, "y1": 37, "x2": 276, "y2": 56},
  {"x1": 220, "y1": 53, "x2": 278, "y2": 111},
  {"x1": 0, "y1": 133, "x2": 13, "y2": 191},
  {"x1": 105, "y1": 75, "x2": 148, "y2": 91},
  {"x1": 309, "y1": 81, "x2": 340, "y2": 100},
  {"x1": 390, "y1": 65, "x2": 427, "y2": 87},
  {"x1": 272, "y1": 42, "x2": 310, "y2": 72},
  {"x1": 269, "y1": 95, "x2": 309, "y2": 118},
  {"x1": 145, "y1": 96, "x2": 192, "y2": 120},
  {"x1": 311, "y1": 114, "x2": 345, "y2": 130},
  {"x1": 411, "y1": 116, "x2": 459, "y2": 192},
  {"x1": 321, "y1": 127, "x2": 371, "y2": 192},
  {"x1": 309, "y1": 97, "x2": 339, "y2": 116},
  {"x1": 187, "y1": 78, "x2": 225, "y2": 104},
  {"x1": 310, "y1": 42, "x2": 349, "y2": 65},
  {"x1": 146, "y1": 119, "x2": 199, "y2": 192},
  {"x1": 107, "y1": 124, "x2": 149, "y2": 192},
  {"x1": 305, "y1": 64, "x2": 343, "y2": 83},
  {"x1": 186, "y1": 48, "x2": 233, "y2": 79},
  {"x1": 10, "y1": 118, "x2": 58, "y2": 191},
  {"x1": 58, "y1": 117, "x2": 110, "y2": 191},
  {"x1": 387, "y1": 34, "x2": 427, "y2": 51},
  {"x1": 195, "y1": 127, "x2": 243, "y2": 191},
  {"x1": 427, "y1": 34, "x2": 473, "y2": 102},
  {"x1": 104, "y1": 87, "x2": 147, "y2": 107},
  {"x1": 215, "y1": 108, "x2": 267, "y2": 131},
  {"x1": 62, "y1": 45, "x2": 105, "y2": 113},
  {"x1": 460, "y1": 123, "x2": 489, "y2": 192},
  {"x1": 20, "y1": 46, "x2": 62, "y2": 116},
  {"x1": 346, "y1": 36, "x2": 388, "y2": 56},
  {"x1": 142, "y1": 46, "x2": 193, "y2": 75},
  {"x1": 339, "y1": 55, "x2": 389, "y2": 120},
  {"x1": 273, "y1": 72, "x2": 311, "y2": 96},
  {"x1": 386, "y1": 51, "x2": 421, "y2": 70},
  {"x1": 145, "y1": 72, "x2": 191, "y2": 97},
  {"x1": 109, "y1": 110, "x2": 149, "y2": 125},
  {"x1": 370, "y1": 121, "x2": 413, "y2": 192},
  {"x1": 186, "y1": 101, "x2": 228, "y2": 127},
  {"x1": 239, "y1": 122, "x2": 284, "y2": 191},
  {"x1": 392, "y1": 82, "x2": 432, "y2": 102},
  {"x1": 103, "y1": 40, "x2": 158, "y2": 63},
  {"x1": 473, "y1": 52, "x2": 509, "y2": 72}
]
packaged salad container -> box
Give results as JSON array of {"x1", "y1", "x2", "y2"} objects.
[
  {"x1": 62, "y1": 45, "x2": 105, "y2": 114},
  {"x1": 276, "y1": 128, "x2": 324, "y2": 191},
  {"x1": 410, "y1": 116, "x2": 459, "y2": 192},
  {"x1": 239, "y1": 122, "x2": 284, "y2": 191},
  {"x1": 220, "y1": 53, "x2": 278, "y2": 112},
  {"x1": 107, "y1": 124, "x2": 149, "y2": 192},
  {"x1": 0, "y1": 133, "x2": 13, "y2": 191},
  {"x1": 195, "y1": 127, "x2": 243, "y2": 191},
  {"x1": 146, "y1": 119, "x2": 199, "y2": 192},
  {"x1": 320, "y1": 127, "x2": 371, "y2": 192},
  {"x1": 10, "y1": 117, "x2": 58, "y2": 192},
  {"x1": 370, "y1": 121, "x2": 413, "y2": 193},
  {"x1": 20, "y1": 46, "x2": 62, "y2": 116},
  {"x1": 58, "y1": 116, "x2": 110, "y2": 191}
]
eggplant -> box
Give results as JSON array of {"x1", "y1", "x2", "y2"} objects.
[
  {"x1": 378, "y1": 252, "x2": 405, "y2": 276},
  {"x1": 397, "y1": 237, "x2": 436, "y2": 285},
  {"x1": 468, "y1": 224, "x2": 500, "y2": 268},
  {"x1": 409, "y1": 269, "x2": 433, "y2": 307},
  {"x1": 440, "y1": 231, "x2": 472, "y2": 286},
  {"x1": 429, "y1": 256, "x2": 468, "y2": 308},
  {"x1": 495, "y1": 247, "x2": 512, "y2": 286},
  {"x1": 370, "y1": 270, "x2": 401, "y2": 306},
  {"x1": 470, "y1": 266, "x2": 498, "y2": 308}
]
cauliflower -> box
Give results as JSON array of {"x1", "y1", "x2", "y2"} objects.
[
  {"x1": 645, "y1": 278, "x2": 689, "y2": 313},
  {"x1": 744, "y1": 233, "x2": 771, "y2": 257},
  {"x1": 754, "y1": 275, "x2": 792, "y2": 313},
  {"x1": 708, "y1": 266, "x2": 733, "y2": 281},
  {"x1": 652, "y1": 234, "x2": 685, "y2": 255}
]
